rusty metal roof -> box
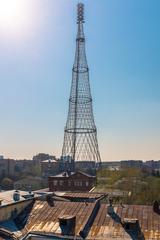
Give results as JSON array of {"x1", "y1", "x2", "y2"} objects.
[
  {"x1": 0, "y1": 199, "x2": 160, "y2": 239},
  {"x1": 14, "y1": 200, "x2": 96, "y2": 239},
  {"x1": 88, "y1": 204, "x2": 160, "y2": 239},
  {"x1": 63, "y1": 192, "x2": 105, "y2": 200}
]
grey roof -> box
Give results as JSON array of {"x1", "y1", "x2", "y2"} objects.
[{"x1": 50, "y1": 171, "x2": 96, "y2": 178}]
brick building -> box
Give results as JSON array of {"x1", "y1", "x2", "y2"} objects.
[{"x1": 49, "y1": 171, "x2": 96, "y2": 192}]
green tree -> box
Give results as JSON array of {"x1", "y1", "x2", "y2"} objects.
[{"x1": 1, "y1": 178, "x2": 14, "y2": 190}]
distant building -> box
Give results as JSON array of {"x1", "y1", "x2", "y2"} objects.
[
  {"x1": 49, "y1": 171, "x2": 96, "y2": 192},
  {"x1": 101, "y1": 161, "x2": 121, "y2": 169},
  {"x1": 121, "y1": 160, "x2": 143, "y2": 169},
  {"x1": 59, "y1": 155, "x2": 75, "y2": 172},
  {"x1": 14, "y1": 177, "x2": 43, "y2": 191},
  {"x1": 15, "y1": 159, "x2": 33, "y2": 174},
  {"x1": 75, "y1": 161, "x2": 96, "y2": 174},
  {"x1": 144, "y1": 160, "x2": 160, "y2": 169},
  {"x1": 33, "y1": 153, "x2": 56, "y2": 164},
  {"x1": 41, "y1": 159, "x2": 59, "y2": 177},
  {"x1": 0, "y1": 158, "x2": 16, "y2": 178}
]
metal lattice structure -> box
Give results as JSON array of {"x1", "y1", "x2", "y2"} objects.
[{"x1": 61, "y1": 3, "x2": 101, "y2": 168}]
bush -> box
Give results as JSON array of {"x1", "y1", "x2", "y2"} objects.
[{"x1": 1, "y1": 177, "x2": 14, "y2": 190}]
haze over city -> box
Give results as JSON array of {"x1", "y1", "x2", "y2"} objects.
[{"x1": 0, "y1": 0, "x2": 160, "y2": 160}]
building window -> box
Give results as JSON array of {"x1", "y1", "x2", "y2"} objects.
[
  {"x1": 53, "y1": 180, "x2": 57, "y2": 186},
  {"x1": 59, "y1": 180, "x2": 63, "y2": 186},
  {"x1": 86, "y1": 181, "x2": 89, "y2": 187},
  {"x1": 68, "y1": 181, "x2": 71, "y2": 186},
  {"x1": 74, "y1": 181, "x2": 82, "y2": 187}
]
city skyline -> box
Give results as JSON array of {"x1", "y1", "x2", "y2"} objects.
[{"x1": 0, "y1": 0, "x2": 160, "y2": 160}]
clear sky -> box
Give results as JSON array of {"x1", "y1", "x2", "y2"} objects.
[{"x1": 0, "y1": 0, "x2": 160, "y2": 160}]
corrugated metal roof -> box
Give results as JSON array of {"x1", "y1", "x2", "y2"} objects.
[
  {"x1": 63, "y1": 192, "x2": 105, "y2": 199},
  {"x1": 16, "y1": 200, "x2": 96, "y2": 238},
  {"x1": 0, "y1": 199, "x2": 160, "y2": 239},
  {"x1": 19, "y1": 201, "x2": 160, "y2": 239},
  {"x1": 88, "y1": 204, "x2": 160, "y2": 239}
]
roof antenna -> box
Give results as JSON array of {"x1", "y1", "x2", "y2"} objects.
[{"x1": 77, "y1": 3, "x2": 85, "y2": 23}]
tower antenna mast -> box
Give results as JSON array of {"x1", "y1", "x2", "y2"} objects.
[{"x1": 61, "y1": 3, "x2": 101, "y2": 171}]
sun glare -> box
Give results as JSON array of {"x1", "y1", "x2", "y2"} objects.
[{"x1": 0, "y1": 0, "x2": 29, "y2": 33}]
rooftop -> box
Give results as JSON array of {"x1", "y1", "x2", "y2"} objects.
[
  {"x1": 0, "y1": 200, "x2": 96, "y2": 239},
  {"x1": 42, "y1": 159, "x2": 57, "y2": 163},
  {"x1": 88, "y1": 204, "x2": 160, "y2": 239},
  {"x1": 50, "y1": 171, "x2": 96, "y2": 178},
  {"x1": 0, "y1": 191, "x2": 35, "y2": 206},
  {"x1": 61, "y1": 192, "x2": 106, "y2": 201},
  {"x1": 0, "y1": 198, "x2": 159, "y2": 239}
]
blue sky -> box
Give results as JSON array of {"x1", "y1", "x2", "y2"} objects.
[{"x1": 0, "y1": 0, "x2": 160, "y2": 160}]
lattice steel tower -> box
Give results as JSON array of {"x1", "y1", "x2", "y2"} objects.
[{"x1": 61, "y1": 3, "x2": 101, "y2": 168}]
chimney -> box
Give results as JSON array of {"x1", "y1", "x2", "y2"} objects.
[
  {"x1": 62, "y1": 172, "x2": 67, "y2": 177},
  {"x1": 13, "y1": 190, "x2": 20, "y2": 201},
  {"x1": 122, "y1": 218, "x2": 144, "y2": 239},
  {"x1": 153, "y1": 200, "x2": 160, "y2": 214},
  {"x1": 58, "y1": 214, "x2": 76, "y2": 235},
  {"x1": 107, "y1": 197, "x2": 114, "y2": 214},
  {"x1": 123, "y1": 218, "x2": 139, "y2": 230},
  {"x1": 46, "y1": 195, "x2": 54, "y2": 207}
]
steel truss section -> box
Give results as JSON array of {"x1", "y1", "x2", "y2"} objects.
[{"x1": 61, "y1": 3, "x2": 101, "y2": 168}]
